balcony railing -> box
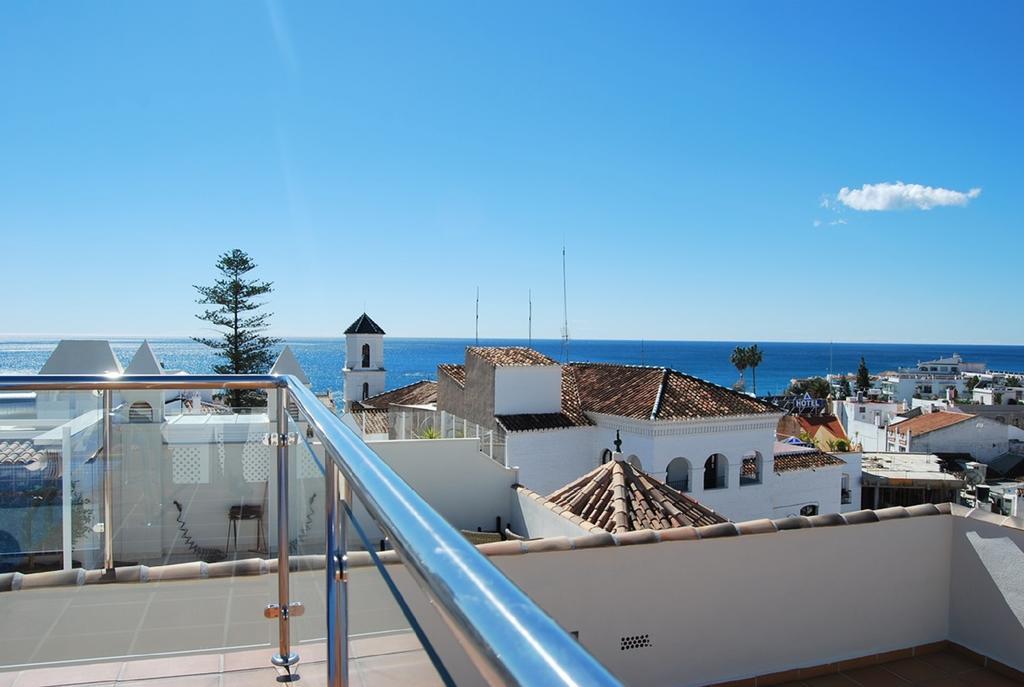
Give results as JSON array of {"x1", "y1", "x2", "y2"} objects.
[{"x1": 0, "y1": 374, "x2": 620, "y2": 687}]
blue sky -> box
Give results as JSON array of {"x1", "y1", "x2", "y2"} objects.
[{"x1": 1, "y1": 2, "x2": 1019, "y2": 343}]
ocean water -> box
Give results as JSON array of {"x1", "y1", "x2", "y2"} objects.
[{"x1": 2, "y1": 338, "x2": 1024, "y2": 396}]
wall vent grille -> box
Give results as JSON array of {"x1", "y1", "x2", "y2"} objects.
[{"x1": 620, "y1": 634, "x2": 651, "y2": 651}]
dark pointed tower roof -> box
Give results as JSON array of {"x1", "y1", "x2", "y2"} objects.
[{"x1": 344, "y1": 313, "x2": 386, "y2": 335}]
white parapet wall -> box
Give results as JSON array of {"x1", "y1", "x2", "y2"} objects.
[
  {"x1": 948, "y1": 512, "x2": 1024, "y2": 670},
  {"x1": 393, "y1": 513, "x2": 959, "y2": 686}
]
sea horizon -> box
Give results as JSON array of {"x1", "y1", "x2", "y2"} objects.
[{"x1": 3, "y1": 336, "x2": 1024, "y2": 398}]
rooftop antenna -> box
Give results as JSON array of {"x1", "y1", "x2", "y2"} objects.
[
  {"x1": 528, "y1": 289, "x2": 532, "y2": 346},
  {"x1": 829, "y1": 340, "x2": 833, "y2": 377},
  {"x1": 475, "y1": 286, "x2": 480, "y2": 346},
  {"x1": 561, "y1": 244, "x2": 570, "y2": 362},
  {"x1": 641, "y1": 338, "x2": 646, "y2": 366}
]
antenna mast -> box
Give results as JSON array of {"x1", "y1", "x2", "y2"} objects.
[
  {"x1": 561, "y1": 244, "x2": 569, "y2": 362},
  {"x1": 528, "y1": 289, "x2": 532, "y2": 346},
  {"x1": 475, "y1": 286, "x2": 480, "y2": 345}
]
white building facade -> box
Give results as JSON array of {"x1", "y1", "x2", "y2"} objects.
[{"x1": 834, "y1": 397, "x2": 902, "y2": 452}]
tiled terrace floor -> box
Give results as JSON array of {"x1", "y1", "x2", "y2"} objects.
[
  {"x1": 777, "y1": 650, "x2": 1023, "y2": 686},
  {"x1": 0, "y1": 633, "x2": 444, "y2": 687}
]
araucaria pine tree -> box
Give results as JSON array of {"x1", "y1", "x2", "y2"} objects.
[
  {"x1": 856, "y1": 356, "x2": 871, "y2": 393},
  {"x1": 193, "y1": 249, "x2": 280, "y2": 407}
]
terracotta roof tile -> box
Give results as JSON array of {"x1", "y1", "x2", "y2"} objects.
[
  {"x1": 0, "y1": 441, "x2": 54, "y2": 465},
  {"x1": 796, "y1": 415, "x2": 849, "y2": 441},
  {"x1": 546, "y1": 459, "x2": 728, "y2": 533},
  {"x1": 496, "y1": 413, "x2": 587, "y2": 432},
  {"x1": 349, "y1": 407, "x2": 389, "y2": 434},
  {"x1": 4, "y1": 504, "x2": 1002, "y2": 589},
  {"x1": 360, "y1": 380, "x2": 438, "y2": 409},
  {"x1": 889, "y1": 411, "x2": 974, "y2": 436},
  {"x1": 772, "y1": 449, "x2": 847, "y2": 473},
  {"x1": 567, "y1": 363, "x2": 780, "y2": 421},
  {"x1": 466, "y1": 347, "x2": 558, "y2": 367},
  {"x1": 438, "y1": 364, "x2": 466, "y2": 388}
]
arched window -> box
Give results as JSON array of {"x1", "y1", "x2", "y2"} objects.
[
  {"x1": 626, "y1": 454, "x2": 642, "y2": 470},
  {"x1": 128, "y1": 401, "x2": 153, "y2": 423},
  {"x1": 800, "y1": 504, "x2": 819, "y2": 517},
  {"x1": 361, "y1": 343, "x2": 371, "y2": 368},
  {"x1": 740, "y1": 450, "x2": 762, "y2": 486},
  {"x1": 666, "y1": 457, "x2": 690, "y2": 492},
  {"x1": 600, "y1": 449, "x2": 612, "y2": 465},
  {"x1": 704, "y1": 454, "x2": 728, "y2": 490},
  {"x1": 362, "y1": 382, "x2": 369, "y2": 400}
]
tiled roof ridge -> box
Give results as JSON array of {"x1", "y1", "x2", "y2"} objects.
[
  {"x1": 566, "y1": 361, "x2": 669, "y2": 372},
  {"x1": 6, "y1": 503, "x2": 1008, "y2": 593},
  {"x1": 651, "y1": 368, "x2": 671, "y2": 420}
]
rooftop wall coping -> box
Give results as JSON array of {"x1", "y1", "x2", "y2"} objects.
[{"x1": 1, "y1": 500, "x2": 1017, "y2": 592}]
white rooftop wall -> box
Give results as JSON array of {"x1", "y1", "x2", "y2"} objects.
[
  {"x1": 949, "y1": 513, "x2": 1024, "y2": 669},
  {"x1": 493, "y1": 366, "x2": 562, "y2": 415},
  {"x1": 362, "y1": 438, "x2": 518, "y2": 537}
]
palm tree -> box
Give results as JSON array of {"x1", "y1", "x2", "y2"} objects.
[
  {"x1": 747, "y1": 344, "x2": 764, "y2": 396},
  {"x1": 730, "y1": 346, "x2": 748, "y2": 390}
]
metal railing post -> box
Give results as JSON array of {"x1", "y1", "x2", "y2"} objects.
[
  {"x1": 270, "y1": 386, "x2": 300, "y2": 676},
  {"x1": 102, "y1": 389, "x2": 115, "y2": 576},
  {"x1": 326, "y1": 461, "x2": 349, "y2": 687}
]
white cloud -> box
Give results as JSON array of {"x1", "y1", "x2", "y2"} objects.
[
  {"x1": 836, "y1": 182, "x2": 981, "y2": 211},
  {"x1": 830, "y1": 218, "x2": 847, "y2": 226},
  {"x1": 813, "y1": 219, "x2": 822, "y2": 227}
]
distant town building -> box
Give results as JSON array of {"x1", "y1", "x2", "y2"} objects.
[
  {"x1": 886, "y1": 409, "x2": 1008, "y2": 463},
  {"x1": 833, "y1": 397, "x2": 902, "y2": 452},
  {"x1": 860, "y1": 452, "x2": 968, "y2": 509},
  {"x1": 880, "y1": 354, "x2": 984, "y2": 405}
]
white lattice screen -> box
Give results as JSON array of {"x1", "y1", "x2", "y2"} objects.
[
  {"x1": 171, "y1": 445, "x2": 209, "y2": 484},
  {"x1": 242, "y1": 435, "x2": 270, "y2": 483},
  {"x1": 297, "y1": 447, "x2": 321, "y2": 480}
]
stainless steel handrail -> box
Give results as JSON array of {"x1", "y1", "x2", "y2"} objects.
[
  {"x1": 286, "y1": 378, "x2": 620, "y2": 686},
  {"x1": 0, "y1": 374, "x2": 621, "y2": 687}
]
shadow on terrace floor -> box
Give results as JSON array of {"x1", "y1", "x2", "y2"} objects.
[{"x1": 0, "y1": 632, "x2": 445, "y2": 687}]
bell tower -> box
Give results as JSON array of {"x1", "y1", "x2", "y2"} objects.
[{"x1": 343, "y1": 313, "x2": 386, "y2": 408}]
